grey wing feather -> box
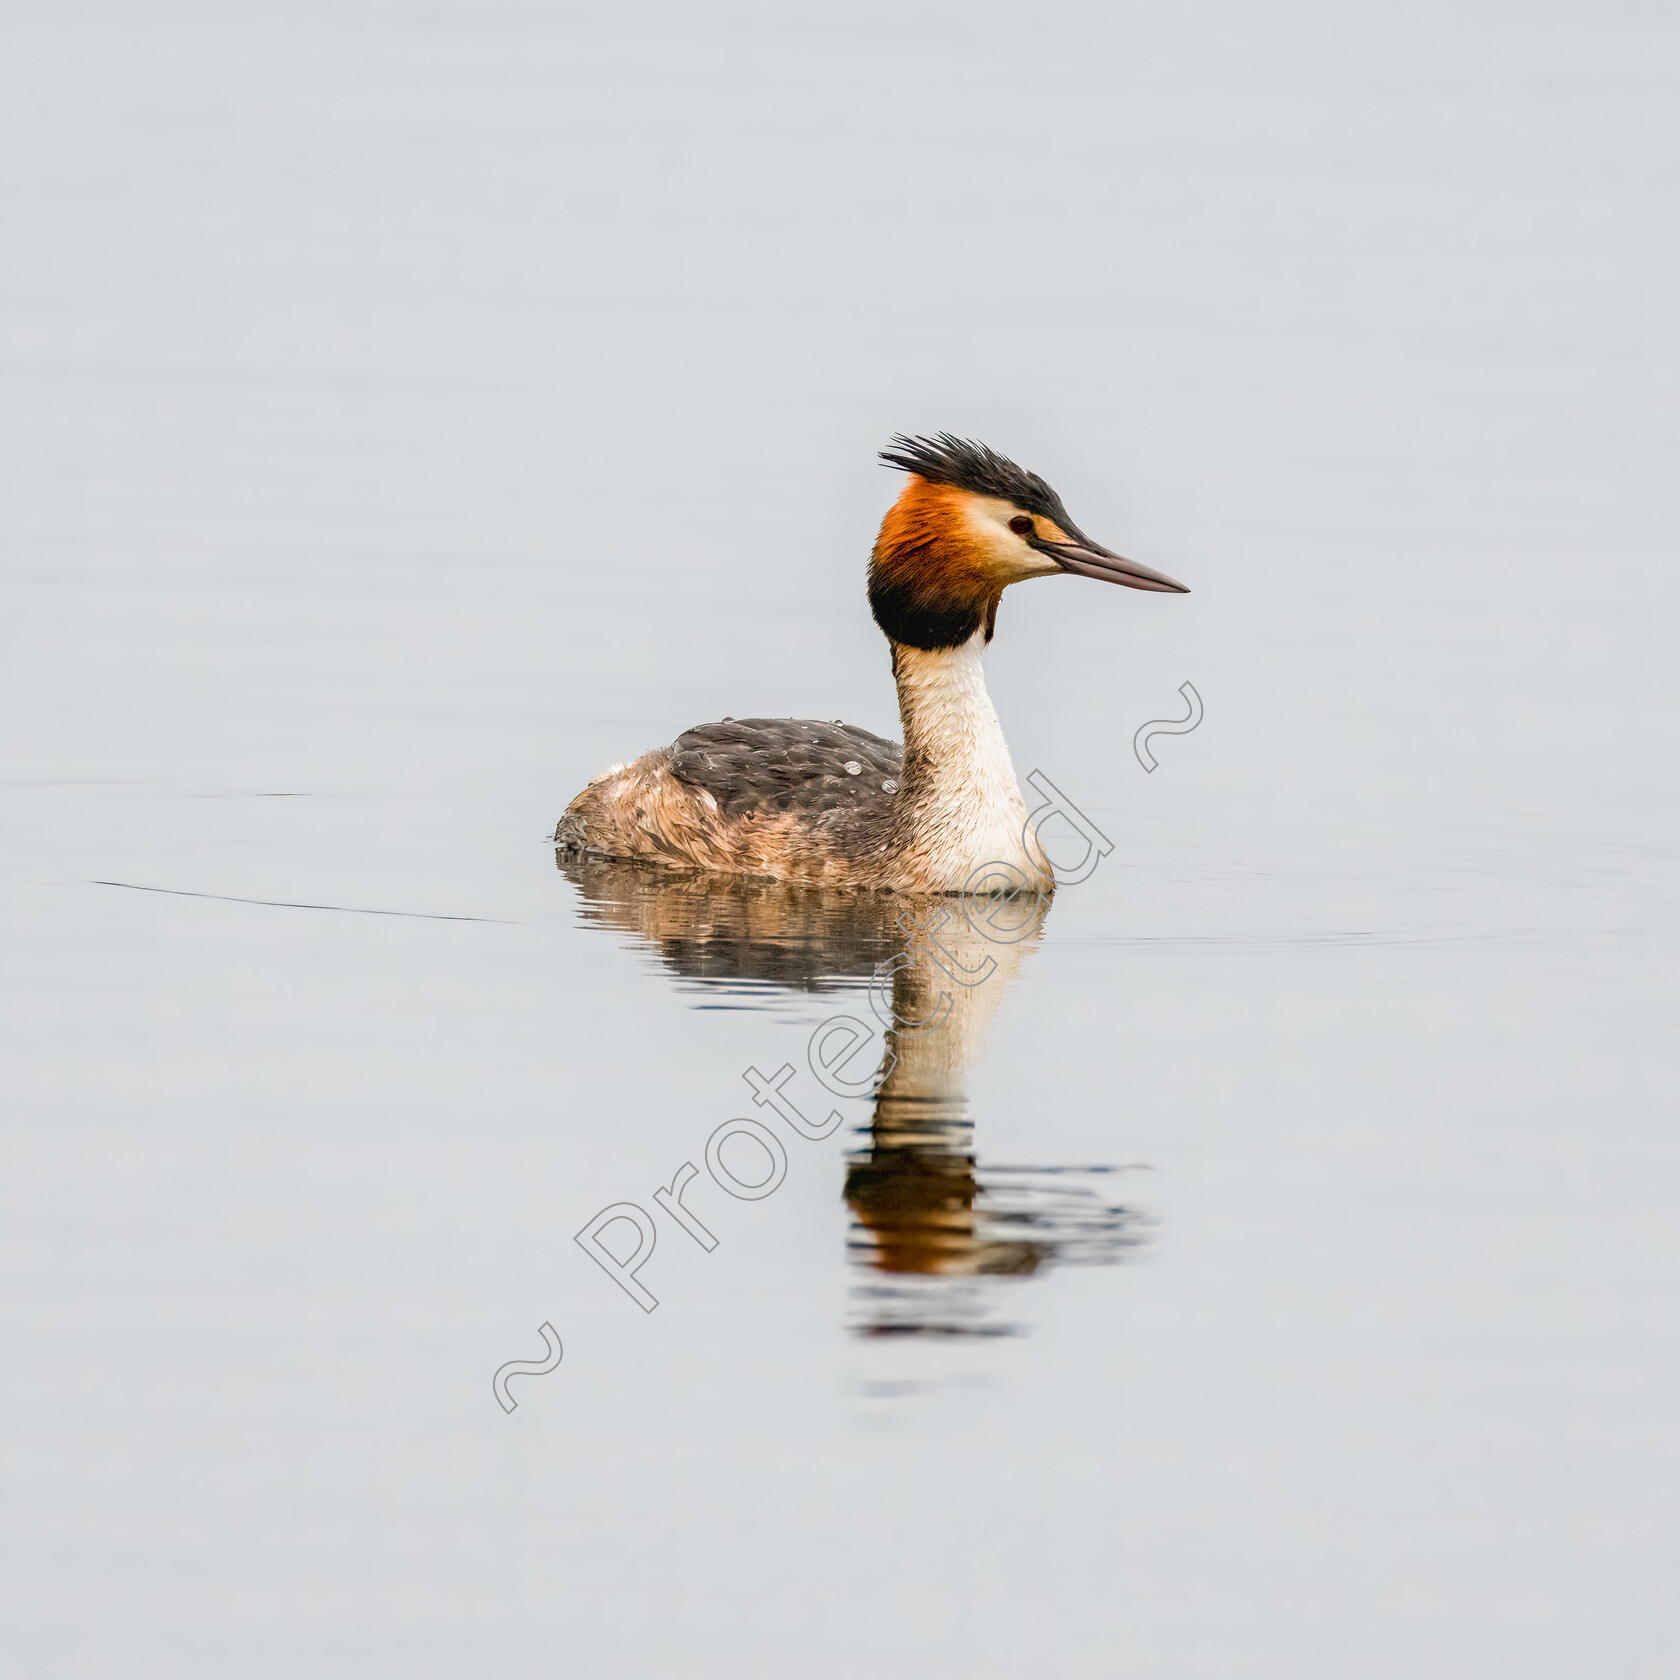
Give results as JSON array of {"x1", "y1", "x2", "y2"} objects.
[{"x1": 669, "y1": 718, "x2": 902, "y2": 818}]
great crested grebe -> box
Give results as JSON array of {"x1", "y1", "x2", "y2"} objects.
[{"x1": 554, "y1": 434, "x2": 1188, "y2": 893}]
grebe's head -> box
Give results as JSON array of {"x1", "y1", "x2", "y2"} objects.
[{"x1": 869, "y1": 433, "x2": 1187, "y2": 650}]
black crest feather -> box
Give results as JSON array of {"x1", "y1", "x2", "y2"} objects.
[{"x1": 879, "y1": 432, "x2": 1080, "y2": 532}]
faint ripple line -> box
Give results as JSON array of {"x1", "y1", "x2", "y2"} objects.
[{"x1": 92, "y1": 880, "x2": 513, "y2": 923}]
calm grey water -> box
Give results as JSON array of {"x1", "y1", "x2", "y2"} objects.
[{"x1": 4, "y1": 3, "x2": 1677, "y2": 1675}]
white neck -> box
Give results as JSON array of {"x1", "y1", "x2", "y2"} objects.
[{"x1": 892, "y1": 632, "x2": 1049, "y2": 893}]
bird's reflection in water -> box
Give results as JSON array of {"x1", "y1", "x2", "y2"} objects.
[{"x1": 557, "y1": 853, "x2": 1151, "y2": 1338}]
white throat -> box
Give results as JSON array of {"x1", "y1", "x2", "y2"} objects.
[{"x1": 892, "y1": 631, "x2": 1047, "y2": 893}]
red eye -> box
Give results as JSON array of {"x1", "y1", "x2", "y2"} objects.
[{"x1": 1009, "y1": 515, "x2": 1034, "y2": 536}]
